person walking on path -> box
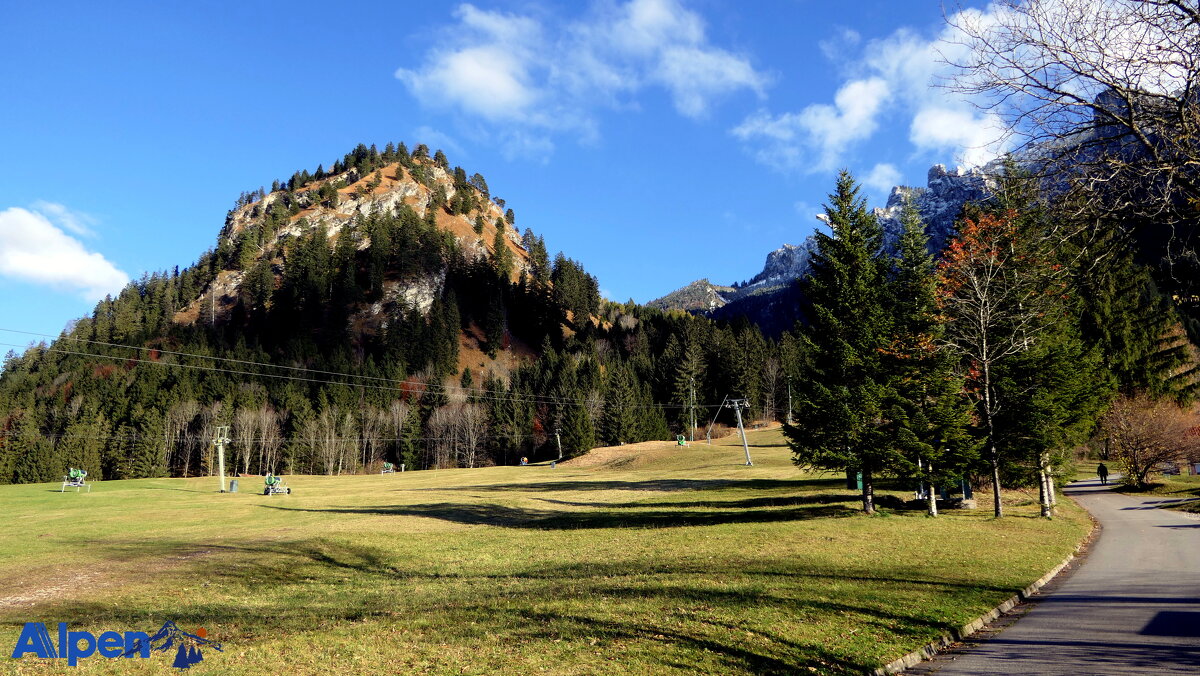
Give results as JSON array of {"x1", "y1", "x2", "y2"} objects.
[{"x1": 1097, "y1": 462, "x2": 1109, "y2": 485}]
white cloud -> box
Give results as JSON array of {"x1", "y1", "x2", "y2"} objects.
[
  {"x1": 792, "y1": 200, "x2": 821, "y2": 224},
  {"x1": 734, "y1": 6, "x2": 1013, "y2": 172},
  {"x1": 732, "y1": 77, "x2": 890, "y2": 171},
  {"x1": 909, "y1": 107, "x2": 1008, "y2": 167},
  {"x1": 818, "y1": 27, "x2": 861, "y2": 62},
  {"x1": 0, "y1": 205, "x2": 128, "y2": 301},
  {"x1": 396, "y1": 5, "x2": 542, "y2": 123},
  {"x1": 396, "y1": 0, "x2": 767, "y2": 154},
  {"x1": 656, "y1": 45, "x2": 767, "y2": 118},
  {"x1": 30, "y1": 200, "x2": 97, "y2": 237},
  {"x1": 862, "y1": 163, "x2": 902, "y2": 195}
]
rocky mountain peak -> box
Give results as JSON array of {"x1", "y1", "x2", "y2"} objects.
[
  {"x1": 873, "y1": 163, "x2": 997, "y2": 253},
  {"x1": 650, "y1": 161, "x2": 1002, "y2": 330}
]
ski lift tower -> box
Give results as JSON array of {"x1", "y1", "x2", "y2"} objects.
[
  {"x1": 726, "y1": 399, "x2": 753, "y2": 466},
  {"x1": 213, "y1": 426, "x2": 231, "y2": 493}
]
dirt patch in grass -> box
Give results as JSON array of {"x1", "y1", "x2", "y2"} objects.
[{"x1": 0, "y1": 546, "x2": 225, "y2": 611}]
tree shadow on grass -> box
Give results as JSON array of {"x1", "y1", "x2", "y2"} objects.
[
  {"x1": 508, "y1": 609, "x2": 875, "y2": 675},
  {"x1": 533, "y1": 492, "x2": 861, "y2": 510},
  {"x1": 419, "y1": 477, "x2": 843, "y2": 494},
  {"x1": 28, "y1": 543, "x2": 938, "y2": 675},
  {"x1": 21, "y1": 583, "x2": 892, "y2": 675},
  {"x1": 258, "y1": 501, "x2": 858, "y2": 529},
  {"x1": 22, "y1": 531, "x2": 1049, "y2": 676}
]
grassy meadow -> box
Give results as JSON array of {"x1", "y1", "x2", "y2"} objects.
[
  {"x1": 1116, "y1": 473, "x2": 1200, "y2": 513},
  {"x1": 1, "y1": 429, "x2": 1090, "y2": 674}
]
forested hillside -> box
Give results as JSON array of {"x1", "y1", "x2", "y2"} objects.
[
  {"x1": 1, "y1": 141, "x2": 1196, "y2": 517},
  {"x1": 0, "y1": 143, "x2": 787, "y2": 483}
]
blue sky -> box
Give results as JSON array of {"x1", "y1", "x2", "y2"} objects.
[{"x1": 0, "y1": 0, "x2": 1004, "y2": 347}]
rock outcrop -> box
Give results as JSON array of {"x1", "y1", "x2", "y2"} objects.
[{"x1": 874, "y1": 163, "x2": 996, "y2": 254}]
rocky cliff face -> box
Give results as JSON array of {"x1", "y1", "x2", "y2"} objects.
[
  {"x1": 743, "y1": 242, "x2": 816, "y2": 291},
  {"x1": 179, "y1": 158, "x2": 529, "y2": 329},
  {"x1": 874, "y1": 163, "x2": 996, "y2": 254}
]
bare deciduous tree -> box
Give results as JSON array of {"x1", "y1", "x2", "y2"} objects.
[
  {"x1": 233, "y1": 407, "x2": 258, "y2": 475},
  {"x1": 310, "y1": 406, "x2": 356, "y2": 475},
  {"x1": 255, "y1": 405, "x2": 284, "y2": 474},
  {"x1": 948, "y1": 0, "x2": 1200, "y2": 222},
  {"x1": 761, "y1": 356, "x2": 781, "y2": 423},
  {"x1": 385, "y1": 399, "x2": 411, "y2": 467},
  {"x1": 938, "y1": 209, "x2": 1066, "y2": 517},
  {"x1": 457, "y1": 402, "x2": 488, "y2": 468},
  {"x1": 166, "y1": 400, "x2": 199, "y2": 476},
  {"x1": 427, "y1": 406, "x2": 456, "y2": 469},
  {"x1": 197, "y1": 401, "x2": 225, "y2": 476},
  {"x1": 359, "y1": 407, "x2": 387, "y2": 470},
  {"x1": 1101, "y1": 392, "x2": 1200, "y2": 487}
]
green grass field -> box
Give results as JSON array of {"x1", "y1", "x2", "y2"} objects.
[
  {"x1": 0, "y1": 429, "x2": 1090, "y2": 675},
  {"x1": 1115, "y1": 473, "x2": 1200, "y2": 513}
]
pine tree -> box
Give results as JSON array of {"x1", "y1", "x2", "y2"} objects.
[
  {"x1": 492, "y1": 225, "x2": 514, "y2": 280},
  {"x1": 784, "y1": 171, "x2": 898, "y2": 514},
  {"x1": 995, "y1": 322, "x2": 1110, "y2": 517},
  {"x1": 882, "y1": 198, "x2": 975, "y2": 516},
  {"x1": 1072, "y1": 225, "x2": 1198, "y2": 401},
  {"x1": 483, "y1": 298, "x2": 506, "y2": 358},
  {"x1": 601, "y1": 363, "x2": 638, "y2": 446},
  {"x1": 469, "y1": 172, "x2": 489, "y2": 197},
  {"x1": 58, "y1": 411, "x2": 106, "y2": 480},
  {"x1": 9, "y1": 412, "x2": 55, "y2": 483},
  {"x1": 129, "y1": 408, "x2": 168, "y2": 478},
  {"x1": 561, "y1": 400, "x2": 596, "y2": 455},
  {"x1": 670, "y1": 339, "x2": 705, "y2": 435}
]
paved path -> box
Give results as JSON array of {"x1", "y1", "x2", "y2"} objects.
[{"x1": 919, "y1": 477, "x2": 1200, "y2": 675}]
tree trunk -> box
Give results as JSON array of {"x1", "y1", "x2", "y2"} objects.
[
  {"x1": 862, "y1": 468, "x2": 875, "y2": 514},
  {"x1": 983, "y1": 366, "x2": 1003, "y2": 517},
  {"x1": 990, "y1": 445, "x2": 1003, "y2": 518},
  {"x1": 1038, "y1": 455, "x2": 1052, "y2": 519},
  {"x1": 1046, "y1": 456, "x2": 1058, "y2": 507},
  {"x1": 927, "y1": 462, "x2": 938, "y2": 517}
]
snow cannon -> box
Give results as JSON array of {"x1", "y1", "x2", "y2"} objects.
[
  {"x1": 262, "y1": 473, "x2": 291, "y2": 495},
  {"x1": 61, "y1": 467, "x2": 90, "y2": 492}
]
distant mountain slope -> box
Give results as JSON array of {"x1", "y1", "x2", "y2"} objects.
[
  {"x1": 651, "y1": 163, "x2": 996, "y2": 334},
  {"x1": 644, "y1": 279, "x2": 732, "y2": 313}
]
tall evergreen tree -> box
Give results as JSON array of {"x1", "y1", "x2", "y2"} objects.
[
  {"x1": 883, "y1": 198, "x2": 975, "y2": 516},
  {"x1": 492, "y1": 225, "x2": 514, "y2": 280},
  {"x1": 601, "y1": 363, "x2": 639, "y2": 446},
  {"x1": 785, "y1": 171, "x2": 898, "y2": 514}
]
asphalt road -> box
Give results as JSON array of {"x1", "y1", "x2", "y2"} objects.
[{"x1": 918, "y1": 477, "x2": 1200, "y2": 675}]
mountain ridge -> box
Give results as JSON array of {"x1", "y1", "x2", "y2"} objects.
[{"x1": 648, "y1": 162, "x2": 998, "y2": 332}]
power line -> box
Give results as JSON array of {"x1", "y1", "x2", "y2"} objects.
[
  {"x1": 0, "y1": 333, "x2": 725, "y2": 412},
  {"x1": 0, "y1": 329, "x2": 585, "y2": 407}
]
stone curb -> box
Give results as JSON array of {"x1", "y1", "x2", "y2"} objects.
[{"x1": 871, "y1": 515, "x2": 1099, "y2": 675}]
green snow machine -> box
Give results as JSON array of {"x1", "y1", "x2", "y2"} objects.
[
  {"x1": 263, "y1": 473, "x2": 291, "y2": 496},
  {"x1": 61, "y1": 467, "x2": 90, "y2": 492}
]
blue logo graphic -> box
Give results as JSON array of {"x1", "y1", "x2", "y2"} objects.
[{"x1": 11, "y1": 620, "x2": 222, "y2": 669}]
